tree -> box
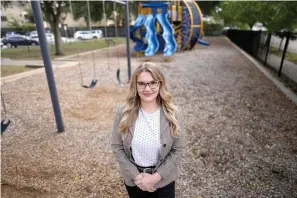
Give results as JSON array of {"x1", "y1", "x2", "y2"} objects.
[
  {"x1": 215, "y1": 1, "x2": 297, "y2": 32},
  {"x1": 71, "y1": 1, "x2": 91, "y2": 29},
  {"x1": 2, "y1": 1, "x2": 67, "y2": 55},
  {"x1": 71, "y1": 1, "x2": 111, "y2": 29},
  {"x1": 8, "y1": 17, "x2": 35, "y2": 32},
  {"x1": 41, "y1": 1, "x2": 70, "y2": 56},
  {"x1": 24, "y1": 7, "x2": 36, "y2": 24},
  {"x1": 214, "y1": 1, "x2": 262, "y2": 30},
  {"x1": 262, "y1": 2, "x2": 297, "y2": 32},
  {"x1": 196, "y1": 1, "x2": 220, "y2": 16},
  {"x1": 107, "y1": 1, "x2": 138, "y2": 27}
]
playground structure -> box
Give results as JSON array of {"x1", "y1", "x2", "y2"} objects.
[
  {"x1": 130, "y1": 0, "x2": 209, "y2": 57},
  {"x1": 1, "y1": 0, "x2": 209, "y2": 133}
]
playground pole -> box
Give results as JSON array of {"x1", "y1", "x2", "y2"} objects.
[
  {"x1": 124, "y1": 0, "x2": 132, "y2": 81},
  {"x1": 31, "y1": 1, "x2": 65, "y2": 133},
  {"x1": 87, "y1": 0, "x2": 92, "y2": 31}
]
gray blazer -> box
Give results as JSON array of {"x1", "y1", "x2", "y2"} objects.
[{"x1": 111, "y1": 104, "x2": 185, "y2": 188}]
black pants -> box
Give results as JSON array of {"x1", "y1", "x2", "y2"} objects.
[{"x1": 125, "y1": 181, "x2": 175, "y2": 198}]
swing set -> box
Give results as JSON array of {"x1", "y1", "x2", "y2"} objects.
[
  {"x1": 1, "y1": 0, "x2": 131, "y2": 134},
  {"x1": 72, "y1": 0, "x2": 130, "y2": 89},
  {"x1": 1, "y1": 91, "x2": 10, "y2": 134}
]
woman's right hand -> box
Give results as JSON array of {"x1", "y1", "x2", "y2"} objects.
[
  {"x1": 134, "y1": 173, "x2": 157, "y2": 192},
  {"x1": 133, "y1": 173, "x2": 143, "y2": 181}
]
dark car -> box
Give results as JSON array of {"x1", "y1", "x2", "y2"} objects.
[{"x1": 2, "y1": 36, "x2": 39, "y2": 48}]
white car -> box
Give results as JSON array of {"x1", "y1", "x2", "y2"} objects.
[
  {"x1": 74, "y1": 31, "x2": 93, "y2": 40},
  {"x1": 90, "y1": 30, "x2": 103, "y2": 39},
  {"x1": 29, "y1": 31, "x2": 54, "y2": 43}
]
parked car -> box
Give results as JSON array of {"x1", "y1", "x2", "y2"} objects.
[
  {"x1": 2, "y1": 36, "x2": 39, "y2": 48},
  {"x1": 29, "y1": 30, "x2": 53, "y2": 38},
  {"x1": 74, "y1": 31, "x2": 93, "y2": 40},
  {"x1": 90, "y1": 30, "x2": 103, "y2": 39},
  {"x1": 30, "y1": 35, "x2": 54, "y2": 43},
  {"x1": 5, "y1": 32, "x2": 20, "y2": 38}
]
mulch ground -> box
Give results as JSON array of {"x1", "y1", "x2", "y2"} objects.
[{"x1": 1, "y1": 37, "x2": 297, "y2": 198}]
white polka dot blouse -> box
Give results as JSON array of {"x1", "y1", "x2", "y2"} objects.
[{"x1": 131, "y1": 108, "x2": 161, "y2": 167}]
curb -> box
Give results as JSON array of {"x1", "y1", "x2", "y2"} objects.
[{"x1": 225, "y1": 37, "x2": 297, "y2": 105}]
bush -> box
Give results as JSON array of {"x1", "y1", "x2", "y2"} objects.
[
  {"x1": 22, "y1": 23, "x2": 36, "y2": 32},
  {"x1": 203, "y1": 21, "x2": 223, "y2": 36}
]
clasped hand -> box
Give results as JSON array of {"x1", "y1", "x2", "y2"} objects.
[{"x1": 134, "y1": 173, "x2": 161, "y2": 192}]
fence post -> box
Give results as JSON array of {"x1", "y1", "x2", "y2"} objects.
[
  {"x1": 264, "y1": 33, "x2": 271, "y2": 66},
  {"x1": 278, "y1": 32, "x2": 290, "y2": 77},
  {"x1": 254, "y1": 30, "x2": 261, "y2": 58}
]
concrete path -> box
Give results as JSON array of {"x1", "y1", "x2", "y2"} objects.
[{"x1": 1, "y1": 58, "x2": 75, "y2": 67}]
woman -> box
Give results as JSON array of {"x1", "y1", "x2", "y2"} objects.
[{"x1": 111, "y1": 62, "x2": 185, "y2": 198}]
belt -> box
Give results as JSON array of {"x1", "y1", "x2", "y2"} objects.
[{"x1": 137, "y1": 165, "x2": 155, "y2": 174}]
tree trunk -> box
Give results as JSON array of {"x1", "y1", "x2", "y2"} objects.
[
  {"x1": 50, "y1": 21, "x2": 64, "y2": 56},
  {"x1": 249, "y1": 24, "x2": 253, "y2": 30},
  {"x1": 278, "y1": 37, "x2": 284, "y2": 51},
  {"x1": 84, "y1": 16, "x2": 91, "y2": 30}
]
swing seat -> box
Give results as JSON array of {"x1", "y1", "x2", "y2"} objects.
[
  {"x1": 116, "y1": 69, "x2": 124, "y2": 87},
  {"x1": 1, "y1": 118, "x2": 11, "y2": 134},
  {"x1": 81, "y1": 79, "x2": 98, "y2": 89}
]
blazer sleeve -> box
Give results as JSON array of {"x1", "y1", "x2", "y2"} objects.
[
  {"x1": 156, "y1": 110, "x2": 186, "y2": 180},
  {"x1": 111, "y1": 105, "x2": 140, "y2": 180}
]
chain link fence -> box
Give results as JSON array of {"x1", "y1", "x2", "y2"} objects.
[{"x1": 227, "y1": 30, "x2": 297, "y2": 93}]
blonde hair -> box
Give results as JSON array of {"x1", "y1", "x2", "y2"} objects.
[{"x1": 119, "y1": 62, "x2": 180, "y2": 137}]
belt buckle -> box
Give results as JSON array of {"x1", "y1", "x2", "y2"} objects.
[{"x1": 143, "y1": 168, "x2": 152, "y2": 174}]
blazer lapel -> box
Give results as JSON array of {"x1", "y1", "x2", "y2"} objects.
[
  {"x1": 160, "y1": 109, "x2": 169, "y2": 138},
  {"x1": 128, "y1": 123, "x2": 135, "y2": 136}
]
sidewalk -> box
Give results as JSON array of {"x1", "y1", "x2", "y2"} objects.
[
  {"x1": 266, "y1": 54, "x2": 297, "y2": 83},
  {"x1": 1, "y1": 58, "x2": 78, "y2": 83},
  {"x1": 1, "y1": 58, "x2": 75, "y2": 67}
]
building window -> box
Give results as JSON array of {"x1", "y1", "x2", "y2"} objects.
[{"x1": 1, "y1": 16, "x2": 8, "y2": 22}]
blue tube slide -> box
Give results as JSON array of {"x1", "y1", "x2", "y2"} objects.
[
  {"x1": 142, "y1": 2, "x2": 169, "y2": 8},
  {"x1": 198, "y1": 39, "x2": 210, "y2": 46},
  {"x1": 156, "y1": 13, "x2": 177, "y2": 56},
  {"x1": 144, "y1": 14, "x2": 159, "y2": 56},
  {"x1": 130, "y1": 14, "x2": 147, "y2": 51}
]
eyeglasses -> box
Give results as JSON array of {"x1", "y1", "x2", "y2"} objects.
[{"x1": 137, "y1": 81, "x2": 160, "y2": 89}]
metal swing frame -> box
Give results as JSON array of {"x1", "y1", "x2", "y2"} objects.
[
  {"x1": 1, "y1": 92, "x2": 11, "y2": 134},
  {"x1": 111, "y1": 0, "x2": 131, "y2": 87},
  {"x1": 69, "y1": 0, "x2": 98, "y2": 89}
]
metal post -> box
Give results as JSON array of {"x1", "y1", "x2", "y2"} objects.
[
  {"x1": 114, "y1": 2, "x2": 117, "y2": 38},
  {"x1": 69, "y1": 0, "x2": 75, "y2": 33},
  {"x1": 124, "y1": 0, "x2": 131, "y2": 81},
  {"x1": 31, "y1": 1, "x2": 65, "y2": 132},
  {"x1": 264, "y1": 33, "x2": 271, "y2": 66},
  {"x1": 87, "y1": 0, "x2": 92, "y2": 31},
  {"x1": 278, "y1": 32, "x2": 290, "y2": 77},
  {"x1": 103, "y1": 1, "x2": 108, "y2": 38}
]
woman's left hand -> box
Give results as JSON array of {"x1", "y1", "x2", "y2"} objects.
[{"x1": 134, "y1": 172, "x2": 162, "y2": 192}]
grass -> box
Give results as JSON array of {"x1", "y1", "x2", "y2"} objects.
[
  {"x1": 1, "y1": 66, "x2": 38, "y2": 77},
  {"x1": 270, "y1": 47, "x2": 297, "y2": 64},
  {"x1": 1, "y1": 38, "x2": 126, "y2": 60}
]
